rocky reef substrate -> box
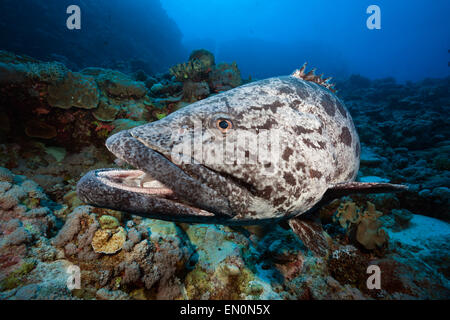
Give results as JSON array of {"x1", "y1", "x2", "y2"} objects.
[{"x1": 0, "y1": 50, "x2": 449, "y2": 300}]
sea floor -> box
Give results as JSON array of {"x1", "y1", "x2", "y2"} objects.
[{"x1": 0, "y1": 50, "x2": 449, "y2": 300}]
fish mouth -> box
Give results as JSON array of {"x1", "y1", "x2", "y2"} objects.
[
  {"x1": 76, "y1": 130, "x2": 234, "y2": 223},
  {"x1": 95, "y1": 169, "x2": 174, "y2": 197}
]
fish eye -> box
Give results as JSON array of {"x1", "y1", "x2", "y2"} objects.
[{"x1": 215, "y1": 119, "x2": 233, "y2": 133}]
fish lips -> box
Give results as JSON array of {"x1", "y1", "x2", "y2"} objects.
[
  {"x1": 76, "y1": 168, "x2": 221, "y2": 223},
  {"x1": 77, "y1": 130, "x2": 233, "y2": 221}
]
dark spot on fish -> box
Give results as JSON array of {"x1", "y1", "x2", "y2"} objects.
[
  {"x1": 273, "y1": 196, "x2": 287, "y2": 206},
  {"x1": 282, "y1": 147, "x2": 293, "y2": 161},
  {"x1": 283, "y1": 172, "x2": 296, "y2": 186},
  {"x1": 283, "y1": 77, "x2": 311, "y2": 100},
  {"x1": 321, "y1": 94, "x2": 335, "y2": 117},
  {"x1": 295, "y1": 162, "x2": 306, "y2": 172},
  {"x1": 316, "y1": 125, "x2": 323, "y2": 135},
  {"x1": 258, "y1": 186, "x2": 273, "y2": 199},
  {"x1": 293, "y1": 126, "x2": 314, "y2": 135},
  {"x1": 305, "y1": 197, "x2": 315, "y2": 205},
  {"x1": 290, "y1": 100, "x2": 301, "y2": 108},
  {"x1": 259, "y1": 118, "x2": 278, "y2": 131},
  {"x1": 220, "y1": 97, "x2": 231, "y2": 108},
  {"x1": 294, "y1": 185, "x2": 305, "y2": 198},
  {"x1": 259, "y1": 90, "x2": 268, "y2": 95},
  {"x1": 278, "y1": 85, "x2": 295, "y2": 95},
  {"x1": 334, "y1": 165, "x2": 344, "y2": 179},
  {"x1": 339, "y1": 127, "x2": 352, "y2": 147},
  {"x1": 303, "y1": 138, "x2": 316, "y2": 149},
  {"x1": 346, "y1": 170, "x2": 356, "y2": 181},
  {"x1": 309, "y1": 169, "x2": 322, "y2": 179},
  {"x1": 317, "y1": 141, "x2": 326, "y2": 149},
  {"x1": 262, "y1": 101, "x2": 284, "y2": 113},
  {"x1": 303, "y1": 138, "x2": 325, "y2": 150},
  {"x1": 336, "y1": 99, "x2": 348, "y2": 118}
]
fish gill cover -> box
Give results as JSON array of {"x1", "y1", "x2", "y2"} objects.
[{"x1": 0, "y1": 0, "x2": 449, "y2": 302}]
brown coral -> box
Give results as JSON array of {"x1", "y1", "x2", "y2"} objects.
[
  {"x1": 91, "y1": 227, "x2": 126, "y2": 255},
  {"x1": 47, "y1": 72, "x2": 99, "y2": 110}
]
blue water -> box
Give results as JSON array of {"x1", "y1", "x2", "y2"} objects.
[
  {"x1": 160, "y1": 0, "x2": 450, "y2": 81},
  {"x1": 1, "y1": 0, "x2": 448, "y2": 81}
]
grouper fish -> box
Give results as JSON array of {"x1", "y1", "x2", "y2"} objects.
[{"x1": 77, "y1": 64, "x2": 406, "y2": 255}]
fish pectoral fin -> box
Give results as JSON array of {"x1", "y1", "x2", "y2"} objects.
[
  {"x1": 288, "y1": 217, "x2": 331, "y2": 257},
  {"x1": 326, "y1": 181, "x2": 408, "y2": 200}
]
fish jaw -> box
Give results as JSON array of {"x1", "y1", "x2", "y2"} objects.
[
  {"x1": 76, "y1": 168, "x2": 224, "y2": 224},
  {"x1": 76, "y1": 167, "x2": 282, "y2": 225},
  {"x1": 76, "y1": 129, "x2": 237, "y2": 222}
]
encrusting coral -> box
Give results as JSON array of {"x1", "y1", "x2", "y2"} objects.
[
  {"x1": 91, "y1": 227, "x2": 126, "y2": 255},
  {"x1": 47, "y1": 71, "x2": 100, "y2": 110},
  {"x1": 333, "y1": 200, "x2": 389, "y2": 250},
  {"x1": 91, "y1": 215, "x2": 126, "y2": 255}
]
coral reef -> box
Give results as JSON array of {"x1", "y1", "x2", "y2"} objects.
[
  {"x1": 333, "y1": 200, "x2": 389, "y2": 250},
  {"x1": 169, "y1": 49, "x2": 242, "y2": 102},
  {"x1": 208, "y1": 62, "x2": 242, "y2": 92},
  {"x1": 0, "y1": 0, "x2": 185, "y2": 74},
  {"x1": 0, "y1": 51, "x2": 154, "y2": 151},
  {"x1": 0, "y1": 168, "x2": 448, "y2": 299},
  {"x1": 336, "y1": 75, "x2": 450, "y2": 221},
  {"x1": 0, "y1": 49, "x2": 449, "y2": 300}
]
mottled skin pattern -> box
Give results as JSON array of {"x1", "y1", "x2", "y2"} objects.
[{"x1": 77, "y1": 74, "x2": 403, "y2": 228}]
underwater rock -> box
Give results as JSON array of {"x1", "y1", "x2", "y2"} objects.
[
  {"x1": 0, "y1": 169, "x2": 61, "y2": 295},
  {"x1": 0, "y1": 167, "x2": 14, "y2": 183},
  {"x1": 0, "y1": 51, "x2": 68, "y2": 84},
  {"x1": 0, "y1": 51, "x2": 159, "y2": 151},
  {"x1": 182, "y1": 80, "x2": 210, "y2": 102},
  {"x1": 189, "y1": 49, "x2": 215, "y2": 70},
  {"x1": 356, "y1": 216, "x2": 387, "y2": 250},
  {"x1": 24, "y1": 121, "x2": 57, "y2": 139},
  {"x1": 328, "y1": 245, "x2": 369, "y2": 288},
  {"x1": 391, "y1": 209, "x2": 413, "y2": 230},
  {"x1": 92, "y1": 98, "x2": 121, "y2": 122},
  {"x1": 96, "y1": 288, "x2": 129, "y2": 300},
  {"x1": 150, "y1": 83, "x2": 165, "y2": 96},
  {"x1": 183, "y1": 224, "x2": 281, "y2": 299},
  {"x1": 359, "y1": 147, "x2": 384, "y2": 167},
  {"x1": 208, "y1": 62, "x2": 242, "y2": 92},
  {"x1": 99, "y1": 215, "x2": 120, "y2": 230},
  {"x1": 52, "y1": 206, "x2": 101, "y2": 262},
  {"x1": 333, "y1": 201, "x2": 388, "y2": 250},
  {"x1": 81, "y1": 68, "x2": 147, "y2": 99},
  {"x1": 15, "y1": 260, "x2": 75, "y2": 300},
  {"x1": 47, "y1": 72, "x2": 100, "y2": 110},
  {"x1": 170, "y1": 49, "x2": 215, "y2": 82}
]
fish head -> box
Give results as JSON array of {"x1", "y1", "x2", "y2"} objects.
[{"x1": 77, "y1": 76, "x2": 354, "y2": 224}]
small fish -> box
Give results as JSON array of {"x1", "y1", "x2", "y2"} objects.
[{"x1": 77, "y1": 64, "x2": 406, "y2": 255}]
